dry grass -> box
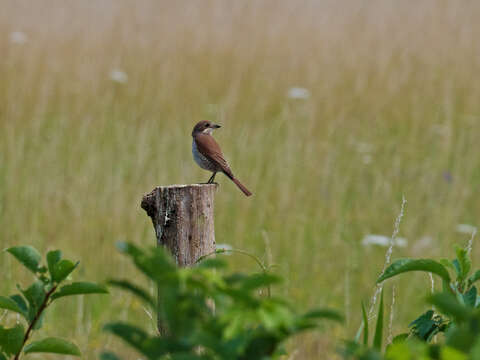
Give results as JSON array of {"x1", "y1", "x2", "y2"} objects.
[{"x1": 1, "y1": 1, "x2": 480, "y2": 358}]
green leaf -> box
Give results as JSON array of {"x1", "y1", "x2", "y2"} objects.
[
  {"x1": 196, "y1": 258, "x2": 227, "y2": 269},
  {"x1": 52, "y1": 259, "x2": 78, "y2": 283},
  {"x1": 441, "y1": 346, "x2": 468, "y2": 360},
  {"x1": 46, "y1": 250, "x2": 62, "y2": 277},
  {"x1": 0, "y1": 324, "x2": 24, "y2": 355},
  {"x1": 468, "y1": 270, "x2": 480, "y2": 286},
  {"x1": 24, "y1": 337, "x2": 81, "y2": 356},
  {"x1": 361, "y1": 301, "x2": 369, "y2": 346},
  {"x1": 108, "y1": 280, "x2": 154, "y2": 307},
  {"x1": 100, "y1": 352, "x2": 122, "y2": 360},
  {"x1": 6, "y1": 246, "x2": 42, "y2": 274},
  {"x1": 408, "y1": 310, "x2": 438, "y2": 341},
  {"x1": 21, "y1": 281, "x2": 45, "y2": 315},
  {"x1": 429, "y1": 293, "x2": 472, "y2": 322},
  {"x1": 103, "y1": 322, "x2": 150, "y2": 353},
  {"x1": 373, "y1": 289, "x2": 384, "y2": 350},
  {"x1": 0, "y1": 352, "x2": 6, "y2": 360},
  {"x1": 455, "y1": 246, "x2": 472, "y2": 281},
  {"x1": 241, "y1": 273, "x2": 281, "y2": 291},
  {"x1": 303, "y1": 309, "x2": 344, "y2": 322},
  {"x1": 10, "y1": 295, "x2": 28, "y2": 316},
  {"x1": 0, "y1": 296, "x2": 25, "y2": 316},
  {"x1": 51, "y1": 282, "x2": 108, "y2": 300},
  {"x1": 463, "y1": 286, "x2": 477, "y2": 307},
  {"x1": 377, "y1": 259, "x2": 451, "y2": 284},
  {"x1": 452, "y1": 259, "x2": 461, "y2": 277}
]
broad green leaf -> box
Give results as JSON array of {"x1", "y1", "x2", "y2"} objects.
[
  {"x1": 429, "y1": 293, "x2": 471, "y2": 322},
  {"x1": 51, "y1": 282, "x2": 108, "y2": 300},
  {"x1": 6, "y1": 246, "x2": 42, "y2": 274},
  {"x1": 377, "y1": 259, "x2": 451, "y2": 284},
  {"x1": 52, "y1": 259, "x2": 77, "y2": 283},
  {"x1": 24, "y1": 337, "x2": 80, "y2": 356},
  {"x1": 373, "y1": 289, "x2": 384, "y2": 350},
  {"x1": 46, "y1": 250, "x2": 62, "y2": 277},
  {"x1": 21, "y1": 281, "x2": 45, "y2": 315},
  {"x1": 0, "y1": 296, "x2": 24, "y2": 316},
  {"x1": 108, "y1": 280, "x2": 154, "y2": 307},
  {"x1": 0, "y1": 352, "x2": 6, "y2": 360},
  {"x1": 408, "y1": 310, "x2": 438, "y2": 341},
  {"x1": 0, "y1": 324, "x2": 24, "y2": 355},
  {"x1": 361, "y1": 301, "x2": 369, "y2": 346}
]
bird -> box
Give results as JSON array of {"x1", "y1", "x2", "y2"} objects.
[{"x1": 192, "y1": 120, "x2": 252, "y2": 196}]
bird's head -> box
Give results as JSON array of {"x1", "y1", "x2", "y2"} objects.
[{"x1": 192, "y1": 120, "x2": 221, "y2": 136}]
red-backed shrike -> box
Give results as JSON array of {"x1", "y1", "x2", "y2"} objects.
[{"x1": 192, "y1": 120, "x2": 252, "y2": 196}]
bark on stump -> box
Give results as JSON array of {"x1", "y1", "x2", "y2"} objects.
[
  {"x1": 141, "y1": 184, "x2": 217, "y2": 265},
  {"x1": 141, "y1": 184, "x2": 217, "y2": 333}
]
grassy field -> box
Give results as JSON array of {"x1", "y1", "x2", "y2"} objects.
[{"x1": 1, "y1": 1, "x2": 480, "y2": 358}]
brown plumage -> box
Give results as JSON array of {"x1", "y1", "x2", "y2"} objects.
[{"x1": 192, "y1": 121, "x2": 252, "y2": 196}]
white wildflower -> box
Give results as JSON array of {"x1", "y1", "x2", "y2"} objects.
[
  {"x1": 109, "y1": 69, "x2": 128, "y2": 84},
  {"x1": 9, "y1": 31, "x2": 28, "y2": 44},
  {"x1": 287, "y1": 87, "x2": 310, "y2": 99},
  {"x1": 456, "y1": 224, "x2": 477, "y2": 234},
  {"x1": 362, "y1": 234, "x2": 407, "y2": 248}
]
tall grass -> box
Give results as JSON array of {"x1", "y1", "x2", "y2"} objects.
[{"x1": 1, "y1": 1, "x2": 480, "y2": 357}]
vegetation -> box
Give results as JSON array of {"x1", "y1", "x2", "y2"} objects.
[
  {"x1": 0, "y1": 246, "x2": 107, "y2": 359},
  {"x1": 1, "y1": 1, "x2": 480, "y2": 358},
  {"x1": 102, "y1": 243, "x2": 341, "y2": 359},
  {"x1": 342, "y1": 243, "x2": 480, "y2": 359}
]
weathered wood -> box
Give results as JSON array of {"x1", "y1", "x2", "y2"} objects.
[
  {"x1": 141, "y1": 184, "x2": 217, "y2": 266},
  {"x1": 141, "y1": 184, "x2": 217, "y2": 334}
]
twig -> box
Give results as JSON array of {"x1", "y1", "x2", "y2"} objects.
[{"x1": 14, "y1": 285, "x2": 57, "y2": 360}]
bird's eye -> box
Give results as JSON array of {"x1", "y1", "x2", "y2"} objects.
[{"x1": 205, "y1": 124, "x2": 209, "y2": 127}]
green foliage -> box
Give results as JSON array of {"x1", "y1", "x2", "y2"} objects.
[
  {"x1": 342, "y1": 289, "x2": 385, "y2": 359},
  {"x1": 345, "y1": 243, "x2": 480, "y2": 359},
  {"x1": 23, "y1": 337, "x2": 81, "y2": 355},
  {"x1": 0, "y1": 246, "x2": 108, "y2": 359},
  {"x1": 377, "y1": 259, "x2": 451, "y2": 285},
  {"x1": 0, "y1": 325, "x2": 24, "y2": 356},
  {"x1": 408, "y1": 310, "x2": 447, "y2": 342},
  {"x1": 103, "y1": 243, "x2": 342, "y2": 359}
]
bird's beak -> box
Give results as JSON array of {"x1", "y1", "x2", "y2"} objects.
[{"x1": 213, "y1": 124, "x2": 221, "y2": 129}]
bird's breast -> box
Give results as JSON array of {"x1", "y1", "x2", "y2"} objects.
[{"x1": 192, "y1": 139, "x2": 217, "y2": 171}]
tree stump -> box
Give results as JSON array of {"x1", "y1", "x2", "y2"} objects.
[
  {"x1": 141, "y1": 184, "x2": 217, "y2": 267},
  {"x1": 141, "y1": 184, "x2": 217, "y2": 334}
]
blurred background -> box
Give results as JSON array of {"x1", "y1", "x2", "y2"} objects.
[{"x1": 1, "y1": 1, "x2": 480, "y2": 358}]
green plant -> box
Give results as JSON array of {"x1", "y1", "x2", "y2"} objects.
[
  {"x1": 378, "y1": 244, "x2": 480, "y2": 344},
  {"x1": 102, "y1": 243, "x2": 343, "y2": 359},
  {"x1": 0, "y1": 246, "x2": 108, "y2": 359},
  {"x1": 343, "y1": 243, "x2": 480, "y2": 360}
]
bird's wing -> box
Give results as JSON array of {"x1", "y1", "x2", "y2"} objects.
[{"x1": 194, "y1": 134, "x2": 234, "y2": 177}]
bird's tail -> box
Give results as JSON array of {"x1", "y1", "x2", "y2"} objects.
[{"x1": 231, "y1": 177, "x2": 252, "y2": 196}]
